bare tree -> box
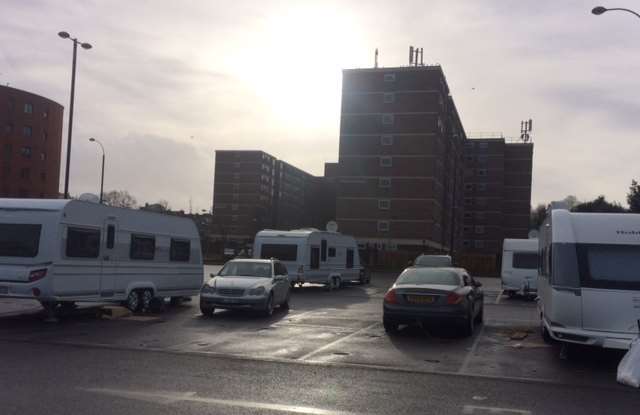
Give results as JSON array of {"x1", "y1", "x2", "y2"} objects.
[{"x1": 103, "y1": 190, "x2": 137, "y2": 208}]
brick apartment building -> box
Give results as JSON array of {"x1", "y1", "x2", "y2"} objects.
[
  {"x1": 460, "y1": 137, "x2": 534, "y2": 274},
  {"x1": 212, "y1": 150, "x2": 321, "y2": 241},
  {"x1": 1, "y1": 85, "x2": 63, "y2": 198},
  {"x1": 332, "y1": 65, "x2": 466, "y2": 257}
]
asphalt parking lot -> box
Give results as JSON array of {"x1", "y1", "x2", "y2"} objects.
[{"x1": 0, "y1": 267, "x2": 628, "y2": 390}]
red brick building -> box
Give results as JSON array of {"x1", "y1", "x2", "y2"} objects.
[
  {"x1": 460, "y1": 137, "x2": 534, "y2": 274},
  {"x1": 333, "y1": 65, "x2": 466, "y2": 257},
  {"x1": 1, "y1": 86, "x2": 63, "y2": 198}
]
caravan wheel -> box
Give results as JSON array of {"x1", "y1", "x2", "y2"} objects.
[
  {"x1": 125, "y1": 290, "x2": 141, "y2": 312},
  {"x1": 141, "y1": 289, "x2": 154, "y2": 312}
]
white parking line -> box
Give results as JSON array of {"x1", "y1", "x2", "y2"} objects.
[
  {"x1": 458, "y1": 324, "x2": 485, "y2": 374},
  {"x1": 298, "y1": 322, "x2": 379, "y2": 361},
  {"x1": 82, "y1": 387, "x2": 359, "y2": 415},
  {"x1": 494, "y1": 290, "x2": 503, "y2": 305}
]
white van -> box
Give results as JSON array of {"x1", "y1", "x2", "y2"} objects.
[
  {"x1": 538, "y1": 206, "x2": 640, "y2": 350},
  {"x1": 0, "y1": 199, "x2": 203, "y2": 314},
  {"x1": 501, "y1": 238, "x2": 538, "y2": 297},
  {"x1": 253, "y1": 229, "x2": 365, "y2": 288}
]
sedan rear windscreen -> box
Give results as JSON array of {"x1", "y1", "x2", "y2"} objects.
[
  {"x1": 0, "y1": 224, "x2": 42, "y2": 257},
  {"x1": 260, "y1": 244, "x2": 297, "y2": 261},
  {"x1": 397, "y1": 268, "x2": 461, "y2": 286}
]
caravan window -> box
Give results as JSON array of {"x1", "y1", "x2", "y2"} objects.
[
  {"x1": 0, "y1": 224, "x2": 41, "y2": 257},
  {"x1": 106, "y1": 225, "x2": 115, "y2": 249},
  {"x1": 577, "y1": 244, "x2": 640, "y2": 290},
  {"x1": 346, "y1": 249, "x2": 354, "y2": 269},
  {"x1": 512, "y1": 252, "x2": 538, "y2": 269},
  {"x1": 328, "y1": 247, "x2": 336, "y2": 257},
  {"x1": 130, "y1": 235, "x2": 155, "y2": 260},
  {"x1": 170, "y1": 239, "x2": 191, "y2": 262},
  {"x1": 260, "y1": 244, "x2": 297, "y2": 261},
  {"x1": 66, "y1": 227, "x2": 100, "y2": 258},
  {"x1": 321, "y1": 239, "x2": 327, "y2": 261}
]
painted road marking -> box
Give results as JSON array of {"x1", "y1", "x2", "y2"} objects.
[
  {"x1": 298, "y1": 322, "x2": 379, "y2": 361},
  {"x1": 463, "y1": 405, "x2": 531, "y2": 414},
  {"x1": 82, "y1": 387, "x2": 359, "y2": 415},
  {"x1": 495, "y1": 290, "x2": 503, "y2": 305},
  {"x1": 458, "y1": 324, "x2": 485, "y2": 374}
]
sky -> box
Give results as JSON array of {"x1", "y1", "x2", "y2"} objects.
[{"x1": 2, "y1": 0, "x2": 640, "y2": 212}]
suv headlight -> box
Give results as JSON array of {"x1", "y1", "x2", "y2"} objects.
[
  {"x1": 248, "y1": 286, "x2": 266, "y2": 296},
  {"x1": 201, "y1": 285, "x2": 216, "y2": 294}
]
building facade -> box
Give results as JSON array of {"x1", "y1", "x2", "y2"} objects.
[
  {"x1": 1, "y1": 85, "x2": 64, "y2": 198},
  {"x1": 333, "y1": 65, "x2": 466, "y2": 256},
  {"x1": 461, "y1": 138, "x2": 534, "y2": 275},
  {"x1": 212, "y1": 150, "x2": 320, "y2": 241}
]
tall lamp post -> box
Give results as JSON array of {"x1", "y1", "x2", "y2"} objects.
[
  {"x1": 89, "y1": 138, "x2": 105, "y2": 203},
  {"x1": 592, "y1": 6, "x2": 640, "y2": 19},
  {"x1": 58, "y1": 31, "x2": 92, "y2": 199}
]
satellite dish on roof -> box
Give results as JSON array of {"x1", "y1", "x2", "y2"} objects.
[
  {"x1": 528, "y1": 230, "x2": 539, "y2": 239},
  {"x1": 326, "y1": 221, "x2": 338, "y2": 232},
  {"x1": 78, "y1": 193, "x2": 100, "y2": 203}
]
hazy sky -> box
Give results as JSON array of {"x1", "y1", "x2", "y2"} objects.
[{"x1": 2, "y1": 0, "x2": 640, "y2": 212}]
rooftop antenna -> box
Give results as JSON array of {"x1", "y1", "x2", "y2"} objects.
[
  {"x1": 520, "y1": 118, "x2": 533, "y2": 143},
  {"x1": 409, "y1": 46, "x2": 414, "y2": 65},
  {"x1": 374, "y1": 48, "x2": 379, "y2": 68}
]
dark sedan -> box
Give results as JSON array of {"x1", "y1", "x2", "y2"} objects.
[{"x1": 382, "y1": 267, "x2": 483, "y2": 336}]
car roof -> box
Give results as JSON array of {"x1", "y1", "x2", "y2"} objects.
[
  {"x1": 228, "y1": 258, "x2": 276, "y2": 263},
  {"x1": 405, "y1": 266, "x2": 468, "y2": 275}
]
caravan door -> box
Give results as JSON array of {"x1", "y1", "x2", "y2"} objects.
[{"x1": 100, "y1": 219, "x2": 118, "y2": 298}]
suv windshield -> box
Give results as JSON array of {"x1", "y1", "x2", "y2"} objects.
[
  {"x1": 0, "y1": 224, "x2": 42, "y2": 257},
  {"x1": 219, "y1": 261, "x2": 272, "y2": 278},
  {"x1": 397, "y1": 268, "x2": 461, "y2": 286}
]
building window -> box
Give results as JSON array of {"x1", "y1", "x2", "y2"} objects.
[
  {"x1": 130, "y1": 234, "x2": 156, "y2": 260},
  {"x1": 232, "y1": 193, "x2": 239, "y2": 201},
  {"x1": 384, "y1": 73, "x2": 396, "y2": 82},
  {"x1": 477, "y1": 183, "x2": 487, "y2": 191},
  {"x1": 463, "y1": 240, "x2": 472, "y2": 247},
  {"x1": 21, "y1": 146, "x2": 32, "y2": 158},
  {"x1": 464, "y1": 183, "x2": 473, "y2": 191},
  {"x1": 40, "y1": 152, "x2": 46, "y2": 161},
  {"x1": 40, "y1": 172, "x2": 46, "y2": 182},
  {"x1": 379, "y1": 177, "x2": 391, "y2": 188},
  {"x1": 234, "y1": 162, "x2": 240, "y2": 169},
  {"x1": 383, "y1": 93, "x2": 395, "y2": 104},
  {"x1": 477, "y1": 155, "x2": 488, "y2": 165},
  {"x1": 24, "y1": 103, "x2": 33, "y2": 114},
  {"x1": 377, "y1": 220, "x2": 390, "y2": 232},
  {"x1": 464, "y1": 212, "x2": 473, "y2": 219},
  {"x1": 465, "y1": 155, "x2": 474, "y2": 162},
  {"x1": 233, "y1": 183, "x2": 240, "y2": 191},
  {"x1": 475, "y1": 225, "x2": 485, "y2": 234},
  {"x1": 463, "y1": 226, "x2": 471, "y2": 233},
  {"x1": 380, "y1": 135, "x2": 393, "y2": 146},
  {"x1": 378, "y1": 199, "x2": 390, "y2": 210},
  {"x1": 476, "y1": 212, "x2": 485, "y2": 221},
  {"x1": 4, "y1": 123, "x2": 12, "y2": 134},
  {"x1": 382, "y1": 113, "x2": 394, "y2": 125},
  {"x1": 231, "y1": 204, "x2": 238, "y2": 211},
  {"x1": 20, "y1": 168, "x2": 30, "y2": 179},
  {"x1": 42, "y1": 131, "x2": 47, "y2": 141},
  {"x1": 465, "y1": 142, "x2": 475, "y2": 149},
  {"x1": 66, "y1": 227, "x2": 101, "y2": 258},
  {"x1": 23, "y1": 126, "x2": 32, "y2": 137},
  {"x1": 380, "y1": 156, "x2": 392, "y2": 167},
  {"x1": 479, "y1": 142, "x2": 489, "y2": 149},
  {"x1": 477, "y1": 169, "x2": 487, "y2": 176},
  {"x1": 474, "y1": 240, "x2": 485, "y2": 249},
  {"x1": 231, "y1": 215, "x2": 238, "y2": 222},
  {"x1": 43, "y1": 110, "x2": 48, "y2": 118},
  {"x1": 477, "y1": 198, "x2": 487, "y2": 207},
  {"x1": 464, "y1": 198, "x2": 473, "y2": 206}
]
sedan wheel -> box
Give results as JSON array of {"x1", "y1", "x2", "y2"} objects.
[
  {"x1": 125, "y1": 290, "x2": 141, "y2": 312},
  {"x1": 383, "y1": 318, "x2": 399, "y2": 335},
  {"x1": 263, "y1": 293, "x2": 274, "y2": 317},
  {"x1": 281, "y1": 290, "x2": 290, "y2": 310}
]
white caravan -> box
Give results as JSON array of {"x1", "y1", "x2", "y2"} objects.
[
  {"x1": 253, "y1": 229, "x2": 365, "y2": 288},
  {"x1": 501, "y1": 238, "x2": 538, "y2": 297},
  {"x1": 0, "y1": 199, "x2": 203, "y2": 313},
  {"x1": 538, "y1": 207, "x2": 640, "y2": 350}
]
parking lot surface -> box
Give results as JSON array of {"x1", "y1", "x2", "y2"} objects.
[{"x1": 0, "y1": 268, "x2": 628, "y2": 391}]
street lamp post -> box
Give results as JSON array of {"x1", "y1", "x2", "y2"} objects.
[
  {"x1": 592, "y1": 6, "x2": 640, "y2": 19},
  {"x1": 89, "y1": 138, "x2": 105, "y2": 203},
  {"x1": 58, "y1": 31, "x2": 92, "y2": 199}
]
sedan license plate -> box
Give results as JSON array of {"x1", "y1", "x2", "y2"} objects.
[{"x1": 406, "y1": 295, "x2": 434, "y2": 304}]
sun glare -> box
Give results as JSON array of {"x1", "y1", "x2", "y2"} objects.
[{"x1": 231, "y1": 5, "x2": 364, "y2": 130}]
